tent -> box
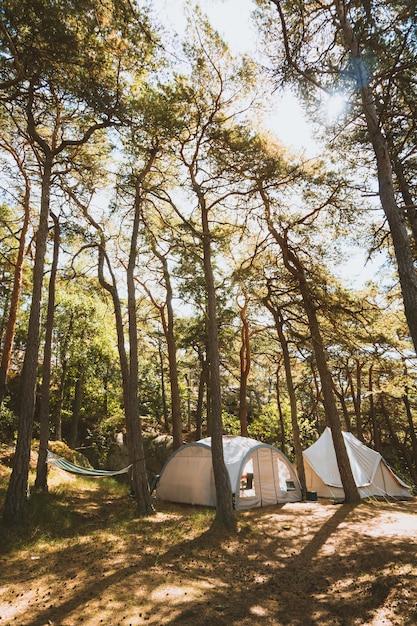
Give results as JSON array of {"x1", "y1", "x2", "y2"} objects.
[
  {"x1": 303, "y1": 427, "x2": 412, "y2": 500},
  {"x1": 156, "y1": 435, "x2": 302, "y2": 510}
]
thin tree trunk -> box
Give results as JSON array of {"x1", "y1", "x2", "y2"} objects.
[
  {"x1": 380, "y1": 395, "x2": 417, "y2": 486},
  {"x1": 264, "y1": 299, "x2": 306, "y2": 498},
  {"x1": 261, "y1": 189, "x2": 361, "y2": 503},
  {"x1": 69, "y1": 365, "x2": 85, "y2": 449},
  {"x1": 347, "y1": 360, "x2": 364, "y2": 441},
  {"x1": 333, "y1": 385, "x2": 352, "y2": 432},
  {"x1": 158, "y1": 338, "x2": 170, "y2": 433},
  {"x1": 2, "y1": 154, "x2": 52, "y2": 526},
  {"x1": 238, "y1": 295, "x2": 250, "y2": 437},
  {"x1": 368, "y1": 364, "x2": 381, "y2": 451},
  {"x1": 35, "y1": 212, "x2": 60, "y2": 490},
  {"x1": 194, "y1": 177, "x2": 234, "y2": 529},
  {"x1": 158, "y1": 275, "x2": 183, "y2": 449},
  {"x1": 195, "y1": 357, "x2": 206, "y2": 440},
  {"x1": 275, "y1": 364, "x2": 287, "y2": 455},
  {"x1": 403, "y1": 388, "x2": 417, "y2": 473},
  {"x1": 55, "y1": 358, "x2": 67, "y2": 441},
  {"x1": 126, "y1": 177, "x2": 153, "y2": 515},
  {"x1": 0, "y1": 155, "x2": 30, "y2": 410}
]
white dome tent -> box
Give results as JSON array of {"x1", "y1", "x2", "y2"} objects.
[
  {"x1": 156, "y1": 435, "x2": 302, "y2": 510},
  {"x1": 303, "y1": 427, "x2": 412, "y2": 501}
]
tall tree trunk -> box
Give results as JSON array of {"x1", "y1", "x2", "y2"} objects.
[
  {"x1": 380, "y1": 395, "x2": 417, "y2": 486},
  {"x1": 347, "y1": 360, "x2": 364, "y2": 441},
  {"x1": 275, "y1": 364, "x2": 287, "y2": 455},
  {"x1": 55, "y1": 357, "x2": 68, "y2": 441},
  {"x1": 195, "y1": 178, "x2": 234, "y2": 529},
  {"x1": 126, "y1": 177, "x2": 153, "y2": 515},
  {"x1": 195, "y1": 356, "x2": 207, "y2": 440},
  {"x1": 261, "y1": 190, "x2": 361, "y2": 503},
  {"x1": 368, "y1": 364, "x2": 381, "y2": 451},
  {"x1": 238, "y1": 294, "x2": 250, "y2": 437},
  {"x1": 298, "y1": 278, "x2": 360, "y2": 502},
  {"x1": 69, "y1": 365, "x2": 85, "y2": 449},
  {"x1": 264, "y1": 299, "x2": 306, "y2": 498},
  {"x1": 0, "y1": 156, "x2": 30, "y2": 410},
  {"x1": 35, "y1": 212, "x2": 60, "y2": 490},
  {"x1": 2, "y1": 154, "x2": 52, "y2": 526},
  {"x1": 335, "y1": 0, "x2": 417, "y2": 355},
  {"x1": 158, "y1": 338, "x2": 170, "y2": 433},
  {"x1": 403, "y1": 388, "x2": 417, "y2": 473},
  {"x1": 158, "y1": 266, "x2": 183, "y2": 450}
]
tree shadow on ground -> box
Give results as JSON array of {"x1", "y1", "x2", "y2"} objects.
[{"x1": 2, "y1": 495, "x2": 417, "y2": 626}]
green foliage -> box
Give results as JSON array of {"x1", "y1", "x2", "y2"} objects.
[
  {"x1": 85, "y1": 409, "x2": 126, "y2": 465},
  {"x1": 0, "y1": 404, "x2": 18, "y2": 442}
]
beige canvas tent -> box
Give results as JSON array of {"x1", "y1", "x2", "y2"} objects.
[
  {"x1": 156, "y1": 435, "x2": 302, "y2": 510},
  {"x1": 303, "y1": 427, "x2": 412, "y2": 500}
]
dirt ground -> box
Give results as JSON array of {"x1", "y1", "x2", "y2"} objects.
[{"x1": 1, "y1": 480, "x2": 417, "y2": 626}]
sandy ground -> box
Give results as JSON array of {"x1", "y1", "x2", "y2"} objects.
[{"x1": 1, "y1": 493, "x2": 417, "y2": 625}]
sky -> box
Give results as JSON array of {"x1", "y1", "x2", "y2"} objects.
[
  {"x1": 149, "y1": 0, "x2": 385, "y2": 289},
  {"x1": 151, "y1": 0, "x2": 318, "y2": 151}
]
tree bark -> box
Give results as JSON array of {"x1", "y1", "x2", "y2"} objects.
[
  {"x1": 238, "y1": 294, "x2": 250, "y2": 437},
  {"x1": 334, "y1": 0, "x2": 417, "y2": 355},
  {"x1": 261, "y1": 188, "x2": 361, "y2": 503},
  {"x1": 2, "y1": 154, "x2": 52, "y2": 526},
  {"x1": 0, "y1": 151, "x2": 30, "y2": 410},
  {"x1": 157, "y1": 261, "x2": 183, "y2": 450},
  {"x1": 126, "y1": 177, "x2": 154, "y2": 515},
  {"x1": 380, "y1": 395, "x2": 417, "y2": 486},
  {"x1": 275, "y1": 364, "x2": 287, "y2": 455},
  {"x1": 35, "y1": 212, "x2": 60, "y2": 490},
  {"x1": 69, "y1": 365, "x2": 85, "y2": 449},
  {"x1": 403, "y1": 388, "x2": 417, "y2": 473},
  {"x1": 157, "y1": 338, "x2": 170, "y2": 433},
  {"x1": 368, "y1": 364, "x2": 381, "y2": 451},
  {"x1": 265, "y1": 299, "x2": 306, "y2": 498},
  {"x1": 195, "y1": 178, "x2": 235, "y2": 529}
]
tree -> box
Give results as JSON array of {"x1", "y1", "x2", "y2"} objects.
[
  {"x1": 156, "y1": 13, "x2": 260, "y2": 528},
  {"x1": 1, "y1": 0, "x2": 157, "y2": 526},
  {"x1": 257, "y1": 0, "x2": 417, "y2": 355},
  {"x1": 34, "y1": 211, "x2": 60, "y2": 490},
  {"x1": 0, "y1": 141, "x2": 31, "y2": 410}
]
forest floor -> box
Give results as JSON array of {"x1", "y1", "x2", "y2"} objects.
[{"x1": 1, "y1": 456, "x2": 417, "y2": 625}]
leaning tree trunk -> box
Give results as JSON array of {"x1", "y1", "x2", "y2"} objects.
[
  {"x1": 2, "y1": 154, "x2": 52, "y2": 526},
  {"x1": 335, "y1": 0, "x2": 417, "y2": 355},
  {"x1": 299, "y1": 276, "x2": 361, "y2": 503},
  {"x1": 261, "y1": 191, "x2": 361, "y2": 503}
]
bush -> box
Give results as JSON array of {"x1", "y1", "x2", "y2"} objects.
[{"x1": 0, "y1": 405, "x2": 18, "y2": 442}]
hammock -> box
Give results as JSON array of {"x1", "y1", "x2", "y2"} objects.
[{"x1": 47, "y1": 451, "x2": 132, "y2": 477}]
